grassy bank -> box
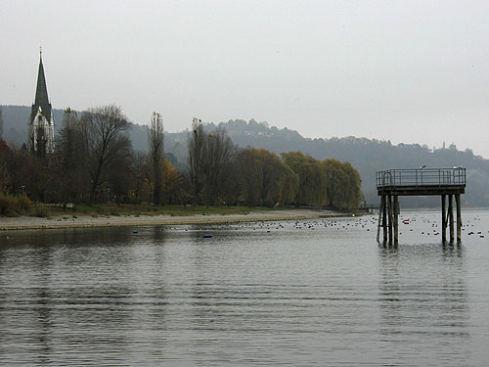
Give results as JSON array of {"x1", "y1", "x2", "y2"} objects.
[
  {"x1": 0, "y1": 195, "x2": 355, "y2": 233},
  {"x1": 58, "y1": 203, "x2": 273, "y2": 218},
  {"x1": 0, "y1": 194, "x2": 276, "y2": 219}
]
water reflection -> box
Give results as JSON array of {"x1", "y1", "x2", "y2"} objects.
[
  {"x1": 378, "y1": 247, "x2": 401, "y2": 334},
  {"x1": 35, "y1": 246, "x2": 53, "y2": 366},
  {"x1": 378, "y1": 243, "x2": 470, "y2": 365},
  {"x1": 0, "y1": 212, "x2": 488, "y2": 365},
  {"x1": 0, "y1": 228, "x2": 148, "y2": 365},
  {"x1": 442, "y1": 242, "x2": 463, "y2": 259},
  {"x1": 0, "y1": 226, "x2": 135, "y2": 248}
]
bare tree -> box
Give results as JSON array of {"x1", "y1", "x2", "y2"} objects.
[
  {"x1": 131, "y1": 151, "x2": 151, "y2": 203},
  {"x1": 188, "y1": 118, "x2": 206, "y2": 204},
  {"x1": 148, "y1": 112, "x2": 164, "y2": 205},
  {"x1": 82, "y1": 105, "x2": 131, "y2": 201},
  {"x1": 202, "y1": 128, "x2": 234, "y2": 205},
  {"x1": 56, "y1": 108, "x2": 89, "y2": 202},
  {"x1": 188, "y1": 119, "x2": 235, "y2": 205}
]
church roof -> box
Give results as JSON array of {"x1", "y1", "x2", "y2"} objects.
[{"x1": 31, "y1": 54, "x2": 52, "y2": 122}]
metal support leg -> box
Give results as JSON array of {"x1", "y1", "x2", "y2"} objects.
[
  {"x1": 441, "y1": 194, "x2": 446, "y2": 244},
  {"x1": 449, "y1": 194, "x2": 454, "y2": 244},
  {"x1": 382, "y1": 195, "x2": 387, "y2": 245},
  {"x1": 388, "y1": 194, "x2": 393, "y2": 246},
  {"x1": 456, "y1": 194, "x2": 462, "y2": 244},
  {"x1": 393, "y1": 195, "x2": 399, "y2": 246}
]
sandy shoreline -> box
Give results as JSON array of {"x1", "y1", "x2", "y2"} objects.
[{"x1": 0, "y1": 209, "x2": 348, "y2": 232}]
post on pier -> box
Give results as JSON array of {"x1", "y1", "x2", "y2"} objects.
[
  {"x1": 382, "y1": 195, "x2": 387, "y2": 244},
  {"x1": 449, "y1": 194, "x2": 454, "y2": 244},
  {"x1": 393, "y1": 195, "x2": 399, "y2": 246},
  {"x1": 455, "y1": 193, "x2": 462, "y2": 244},
  {"x1": 441, "y1": 194, "x2": 447, "y2": 244},
  {"x1": 388, "y1": 194, "x2": 393, "y2": 246}
]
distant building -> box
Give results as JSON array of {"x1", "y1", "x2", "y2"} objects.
[{"x1": 29, "y1": 51, "x2": 55, "y2": 157}]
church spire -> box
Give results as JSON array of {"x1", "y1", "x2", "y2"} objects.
[
  {"x1": 33, "y1": 49, "x2": 52, "y2": 122},
  {"x1": 29, "y1": 49, "x2": 55, "y2": 157}
]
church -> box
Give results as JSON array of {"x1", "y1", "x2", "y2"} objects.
[{"x1": 29, "y1": 50, "x2": 55, "y2": 157}]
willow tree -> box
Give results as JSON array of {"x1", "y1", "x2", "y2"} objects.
[
  {"x1": 237, "y1": 148, "x2": 298, "y2": 207},
  {"x1": 282, "y1": 151, "x2": 325, "y2": 208},
  {"x1": 148, "y1": 112, "x2": 164, "y2": 205},
  {"x1": 322, "y1": 159, "x2": 362, "y2": 210}
]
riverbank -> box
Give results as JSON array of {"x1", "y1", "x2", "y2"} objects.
[{"x1": 0, "y1": 209, "x2": 348, "y2": 231}]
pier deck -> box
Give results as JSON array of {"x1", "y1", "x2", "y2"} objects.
[{"x1": 376, "y1": 168, "x2": 466, "y2": 246}]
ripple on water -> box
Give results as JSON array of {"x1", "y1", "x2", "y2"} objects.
[{"x1": 0, "y1": 210, "x2": 488, "y2": 366}]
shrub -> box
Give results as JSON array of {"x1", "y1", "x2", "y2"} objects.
[
  {"x1": 0, "y1": 192, "x2": 16, "y2": 215},
  {"x1": 0, "y1": 192, "x2": 33, "y2": 216},
  {"x1": 33, "y1": 204, "x2": 50, "y2": 218},
  {"x1": 16, "y1": 194, "x2": 33, "y2": 211}
]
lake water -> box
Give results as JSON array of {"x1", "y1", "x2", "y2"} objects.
[{"x1": 1, "y1": 209, "x2": 489, "y2": 366}]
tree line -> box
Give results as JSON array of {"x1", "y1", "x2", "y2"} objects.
[
  {"x1": 0, "y1": 105, "x2": 362, "y2": 213},
  {"x1": 5, "y1": 104, "x2": 489, "y2": 207}
]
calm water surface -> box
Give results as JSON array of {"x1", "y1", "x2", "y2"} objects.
[{"x1": 1, "y1": 210, "x2": 489, "y2": 366}]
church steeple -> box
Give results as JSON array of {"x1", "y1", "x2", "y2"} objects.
[
  {"x1": 29, "y1": 49, "x2": 55, "y2": 156},
  {"x1": 32, "y1": 50, "x2": 52, "y2": 122}
]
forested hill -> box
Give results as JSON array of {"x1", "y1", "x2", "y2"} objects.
[
  {"x1": 198, "y1": 120, "x2": 488, "y2": 207},
  {"x1": 2, "y1": 105, "x2": 488, "y2": 206}
]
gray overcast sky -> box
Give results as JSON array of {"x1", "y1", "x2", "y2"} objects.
[{"x1": 1, "y1": 0, "x2": 489, "y2": 156}]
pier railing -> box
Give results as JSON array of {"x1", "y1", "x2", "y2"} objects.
[{"x1": 376, "y1": 168, "x2": 466, "y2": 188}]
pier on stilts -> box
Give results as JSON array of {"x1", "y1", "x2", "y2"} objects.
[{"x1": 376, "y1": 168, "x2": 466, "y2": 246}]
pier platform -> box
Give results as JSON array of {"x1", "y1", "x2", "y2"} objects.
[{"x1": 376, "y1": 168, "x2": 466, "y2": 246}]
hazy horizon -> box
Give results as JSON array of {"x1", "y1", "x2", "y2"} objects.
[{"x1": 2, "y1": 0, "x2": 489, "y2": 157}]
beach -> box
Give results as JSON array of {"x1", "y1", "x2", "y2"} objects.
[{"x1": 0, "y1": 209, "x2": 346, "y2": 231}]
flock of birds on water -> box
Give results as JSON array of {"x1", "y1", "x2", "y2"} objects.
[
  {"x1": 2, "y1": 213, "x2": 487, "y2": 244},
  {"x1": 183, "y1": 213, "x2": 489, "y2": 241}
]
